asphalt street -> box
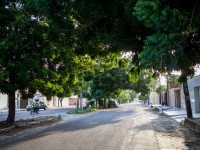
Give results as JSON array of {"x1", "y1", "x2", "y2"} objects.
[{"x1": 0, "y1": 102, "x2": 200, "y2": 150}]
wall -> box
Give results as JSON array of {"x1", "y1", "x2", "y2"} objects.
[
  {"x1": 69, "y1": 98, "x2": 78, "y2": 106},
  {"x1": 39, "y1": 96, "x2": 69, "y2": 107},
  {"x1": 0, "y1": 91, "x2": 22, "y2": 110},
  {"x1": 181, "y1": 86, "x2": 186, "y2": 110},
  {"x1": 28, "y1": 94, "x2": 70, "y2": 108},
  {"x1": 69, "y1": 97, "x2": 87, "y2": 106},
  {"x1": 0, "y1": 94, "x2": 8, "y2": 109},
  {"x1": 149, "y1": 92, "x2": 159, "y2": 105},
  {"x1": 168, "y1": 87, "x2": 187, "y2": 110},
  {"x1": 168, "y1": 88, "x2": 182, "y2": 108},
  {"x1": 188, "y1": 76, "x2": 200, "y2": 113}
]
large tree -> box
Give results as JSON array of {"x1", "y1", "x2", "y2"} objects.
[
  {"x1": 134, "y1": 0, "x2": 200, "y2": 118},
  {"x1": 0, "y1": 0, "x2": 83, "y2": 123},
  {"x1": 0, "y1": 0, "x2": 53, "y2": 123},
  {"x1": 90, "y1": 67, "x2": 152, "y2": 107}
]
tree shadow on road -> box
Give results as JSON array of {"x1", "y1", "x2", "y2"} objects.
[{"x1": 0, "y1": 107, "x2": 136, "y2": 149}]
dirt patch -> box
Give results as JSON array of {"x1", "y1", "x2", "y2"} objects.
[
  {"x1": 0, "y1": 116, "x2": 62, "y2": 136},
  {"x1": 148, "y1": 109, "x2": 200, "y2": 149}
]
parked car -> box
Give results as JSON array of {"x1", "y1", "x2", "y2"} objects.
[
  {"x1": 108, "y1": 99, "x2": 119, "y2": 108},
  {"x1": 26, "y1": 101, "x2": 47, "y2": 111}
]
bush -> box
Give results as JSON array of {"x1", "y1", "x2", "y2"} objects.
[
  {"x1": 139, "y1": 95, "x2": 148, "y2": 100},
  {"x1": 67, "y1": 108, "x2": 96, "y2": 114}
]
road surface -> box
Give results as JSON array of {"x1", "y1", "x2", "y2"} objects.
[{"x1": 0, "y1": 102, "x2": 200, "y2": 150}]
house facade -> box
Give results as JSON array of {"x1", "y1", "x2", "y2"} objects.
[
  {"x1": 168, "y1": 87, "x2": 185, "y2": 109},
  {"x1": 0, "y1": 92, "x2": 76, "y2": 110},
  {"x1": 155, "y1": 74, "x2": 200, "y2": 114},
  {"x1": 149, "y1": 92, "x2": 159, "y2": 105},
  {"x1": 27, "y1": 92, "x2": 70, "y2": 107},
  {"x1": 0, "y1": 91, "x2": 21, "y2": 110},
  {"x1": 69, "y1": 95, "x2": 87, "y2": 107},
  {"x1": 187, "y1": 75, "x2": 200, "y2": 113},
  {"x1": 0, "y1": 90, "x2": 89, "y2": 111}
]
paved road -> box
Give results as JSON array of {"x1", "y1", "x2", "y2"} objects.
[{"x1": 0, "y1": 102, "x2": 199, "y2": 150}]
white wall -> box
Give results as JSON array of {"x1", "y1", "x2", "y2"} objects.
[
  {"x1": 188, "y1": 76, "x2": 200, "y2": 113},
  {"x1": 0, "y1": 94, "x2": 8, "y2": 109},
  {"x1": 168, "y1": 89, "x2": 175, "y2": 107},
  {"x1": 181, "y1": 86, "x2": 186, "y2": 110},
  {"x1": 149, "y1": 92, "x2": 159, "y2": 105},
  {"x1": 42, "y1": 96, "x2": 69, "y2": 107}
]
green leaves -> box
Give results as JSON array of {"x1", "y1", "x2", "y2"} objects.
[
  {"x1": 129, "y1": 66, "x2": 140, "y2": 82},
  {"x1": 133, "y1": 0, "x2": 198, "y2": 75}
]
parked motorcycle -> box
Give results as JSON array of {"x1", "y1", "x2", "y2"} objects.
[{"x1": 30, "y1": 106, "x2": 39, "y2": 115}]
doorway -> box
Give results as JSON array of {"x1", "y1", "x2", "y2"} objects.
[
  {"x1": 194, "y1": 87, "x2": 200, "y2": 113},
  {"x1": 175, "y1": 90, "x2": 181, "y2": 108}
]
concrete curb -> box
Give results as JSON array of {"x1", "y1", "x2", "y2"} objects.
[
  {"x1": 0, "y1": 124, "x2": 16, "y2": 132},
  {"x1": 184, "y1": 118, "x2": 200, "y2": 133}
]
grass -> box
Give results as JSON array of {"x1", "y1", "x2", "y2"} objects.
[{"x1": 67, "y1": 108, "x2": 97, "y2": 114}]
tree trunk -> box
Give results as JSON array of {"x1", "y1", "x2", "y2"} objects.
[
  {"x1": 60, "y1": 98, "x2": 63, "y2": 107},
  {"x1": 183, "y1": 81, "x2": 193, "y2": 118},
  {"x1": 76, "y1": 97, "x2": 79, "y2": 110},
  {"x1": 80, "y1": 91, "x2": 83, "y2": 110},
  {"x1": 166, "y1": 74, "x2": 170, "y2": 105},
  {"x1": 58, "y1": 98, "x2": 64, "y2": 107},
  {"x1": 7, "y1": 91, "x2": 16, "y2": 123},
  {"x1": 103, "y1": 98, "x2": 106, "y2": 108}
]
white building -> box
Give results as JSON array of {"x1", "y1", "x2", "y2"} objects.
[
  {"x1": 0, "y1": 94, "x2": 8, "y2": 109},
  {"x1": 187, "y1": 75, "x2": 200, "y2": 113}
]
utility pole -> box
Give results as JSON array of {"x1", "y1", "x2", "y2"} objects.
[
  {"x1": 159, "y1": 75, "x2": 162, "y2": 105},
  {"x1": 80, "y1": 91, "x2": 83, "y2": 110},
  {"x1": 166, "y1": 73, "x2": 171, "y2": 105}
]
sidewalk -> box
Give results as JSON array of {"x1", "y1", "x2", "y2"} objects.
[
  {"x1": 163, "y1": 108, "x2": 200, "y2": 122},
  {"x1": 144, "y1": 104, "x2": 200, "y2": 149},
  {"x1": 0, "y1": 106, "x2": 76, "y2": 113},
  {"x1": 149, "y1": 105, "x2": 200, "y2": 133},
  {"x1": 148, "y1": 104, "x2": 200, "y2": 122}
]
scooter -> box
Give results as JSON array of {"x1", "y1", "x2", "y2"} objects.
[{"x1": 30, "y1": 106, "x2": 39, "y2": 115}]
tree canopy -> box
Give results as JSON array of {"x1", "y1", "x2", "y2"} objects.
[
  {"x1": 134, "y1": 0, "x2": 200, "y2": 77},
  {"x1": 2, "y1": 0, "x2": 200, "y2": 122},
  {"x1": 89, "y1": 67, "x2": 152, "y2": 104},
  {"x1": 134, "y1": 0, "x2": 200, "y2": 118}
]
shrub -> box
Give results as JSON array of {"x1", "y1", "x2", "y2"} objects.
[{"x1": 67, "y1": 108, "x2": 96, "y2": 114}]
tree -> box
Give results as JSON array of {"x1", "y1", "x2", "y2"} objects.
[
  {"x1": 89, "y1": 66, "x2": 152, "y2": 107},
  {"x1": 115, "y1": 90, "x2": 132, "y2": 104},
  {"x1": 0, "y1": 0, "x2": 84, "y2": 123},
  {"x1": 134, "y1": 0, "x2": 200, "y2": 118},
  {"x1": 0, "y1": 1, "x2": 54, "y2": 123}
]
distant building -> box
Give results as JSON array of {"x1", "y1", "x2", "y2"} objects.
[{"x1": 149, "y1": 92, "x2": 159, "y2": 105}]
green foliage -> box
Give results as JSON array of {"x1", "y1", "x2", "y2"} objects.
[
  {"x1": 134, "y1": 0, "x2": 200, "y2": 78},
  {"x1": 115, "y1": 90, "x2": 132, "y2": 103},
  {"x1": 169, "y1": 74, "x2": 181, "y2": 87},
  {"x1": 139, "y1": 95, "x2": 148, "y2": 100},
  {"x1": 91, "y1": 68, "x2": 130, "y2": 100},
  {"x1": 4, "y1": 0, "x2": 199, "y2": 122},
  {"x1": 156, "y1": 85, "x2": 167, "y2": 94},
  {"x1": 67, "y1": 108, "x2": 96, "y2": 114},
  {"x1": 129, "y1": 66, "x2": 140, "y2": 82},
  {"x1": 88, "y1": 68, "x2": 152, "y2": 101}
]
